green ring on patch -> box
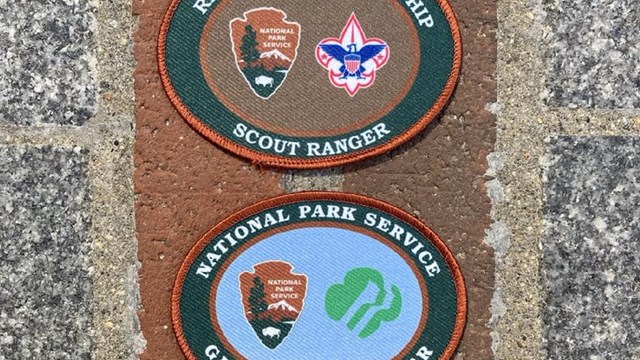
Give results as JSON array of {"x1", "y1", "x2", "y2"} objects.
[
  {"x1": 172, "y1": 193, "x2": 467, "y2": 359},
  {"x1": 159, "y1": 0, "x2": 462, "y2": 169}
]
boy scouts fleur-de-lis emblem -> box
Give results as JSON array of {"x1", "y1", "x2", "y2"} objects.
[{"x1": 315, "y1": 13, "x2": 390, "y2": 97}]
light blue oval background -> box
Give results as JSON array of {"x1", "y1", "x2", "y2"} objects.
[{"x1": 215, "y1": 227, "x2": 425, "y2": 359}]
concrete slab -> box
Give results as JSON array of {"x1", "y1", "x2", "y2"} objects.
[
  {"x1": 542, "y1": 136, "x2": 640, "y2": 358},
  {"x1": 281, "y1": 169, "x2": 344, "y2": 192},
  {"x1": 0, "y1": 145, "x2": 91, "y2": 359},
  {"x1": 0, "y1": 0, "x2": 96, "y2": 126},
  {"x1": 543, "y1": 0, "x2": 640, "y2": 109}
]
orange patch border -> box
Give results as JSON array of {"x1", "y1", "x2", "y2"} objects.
[
  {"x1": 171, "y1": 192, "x2": 467, "y2": 359},
  {"x1": 158, "y1": 0, "x2": 463, "y2": 169}
]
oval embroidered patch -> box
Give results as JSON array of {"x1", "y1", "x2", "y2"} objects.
[
  {"x1": 159, "y1": 1, "x2": 461, "y2": 168},
  {"x1": 172, "y1": 193, "x2": 467, "y2": 359}
]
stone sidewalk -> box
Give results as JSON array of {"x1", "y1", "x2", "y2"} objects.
[
  {"x1": 0, "y1": 0, "x2": 638, "y2": 359},
  {"x1": 0, "y1": 0, "x2": 141, "y2": 358},
  {"x1": 493, "y1": 0, "x2": 640, "y2": 357}
]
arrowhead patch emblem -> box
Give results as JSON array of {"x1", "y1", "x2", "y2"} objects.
[
  {"x1": 230, "y1": 8, "x2": 301, "y2": 99},
  {"x1": 239, "y1": 261, "x2": 308, "y2": 349}
]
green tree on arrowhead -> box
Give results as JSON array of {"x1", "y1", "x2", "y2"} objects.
[
  {"x1": 249, "y1": 276, "x2": 268, "y2": 316},
  {"x1": 241, "y1": 25, "x2": 261, "y2": 65}
]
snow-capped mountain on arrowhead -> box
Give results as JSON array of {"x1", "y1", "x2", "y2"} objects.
[
  {"x1": 251, "y1": 49, "x2": 293, "y2": 71},
  {"x1": 260, "y1": 49, "x2": 293, "y2": 62},
  {"x1": 268, "y1": 300, "x2": 299, "y2": 313},
  {"x1": 253, "y1": 300, "x2": 299, "y2": 322}
]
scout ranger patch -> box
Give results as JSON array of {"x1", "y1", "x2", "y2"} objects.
[
  {"x1": 159, "y1": 0, "x2": 461, "y2": 168},
  {"x1": 172, "y1": 193, "x2": 467, "y2": 359}
]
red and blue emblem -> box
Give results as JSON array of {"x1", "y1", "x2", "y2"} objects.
[{"x1": 315, "y1": 13, "x2": 390, "y2": 97}]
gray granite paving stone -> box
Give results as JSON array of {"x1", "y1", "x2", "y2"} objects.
[
  {"x1": 543, "y1": 0, "x2": 640, "y2": 109},
  {"x1": 0, "y1": 146, "x2": 92, "y2": 359},
  {"x1": 542, "y1": 136, "x2": 640, "y2": 359},
  {"x1": 0, "y1": 0, "x2": 96, "y2": 126}
]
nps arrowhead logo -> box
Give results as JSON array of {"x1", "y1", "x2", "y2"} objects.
[
  {"x1": 239, "y1": 261, "x2": 308, "y2": 349},
  {"x1": 230, "y1": 8, "x2": 301, "y2": 99}
]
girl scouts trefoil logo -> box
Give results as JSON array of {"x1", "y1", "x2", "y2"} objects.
[
  {"x1": 326, "y1": 267, "x2": 403, "y2": 339},
  {"x1": 316, "y1": 13, "x2": 390, "y2": 96},
  {"x1": 230, "y1": 8, "x2": 301, "y2": 99}
]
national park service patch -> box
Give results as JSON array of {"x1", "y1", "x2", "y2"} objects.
[
  {"x1": 172, "y1": 193, "x2": 467, "y2": 359},
  {"x1": 159, "y1": 0, "x2": 462, "y2": 168}
]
